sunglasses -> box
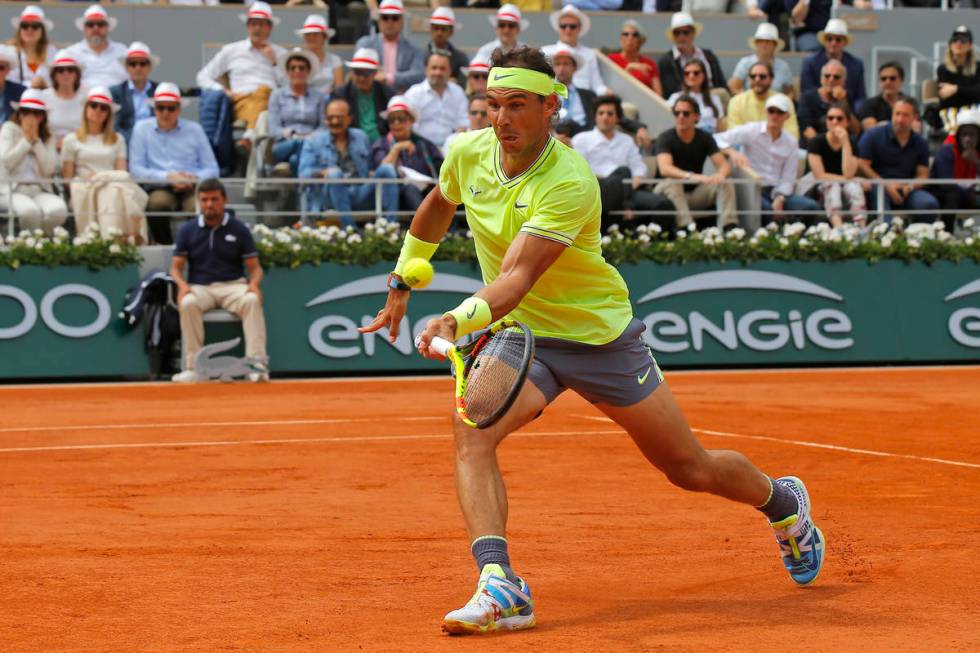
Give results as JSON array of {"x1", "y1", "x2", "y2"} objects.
[
  {"x1": 825, "y1": 35, "x2": 846, "y2": 43},
  {"x1": 127, "y1": 60, "x2": 150, "y2": 68},
  {"x1": 673, "y1": 109, "x2": 693, "y2": 117},
  {"x1": 155, "y1": 104, "x2": 179, "y2": 113},
  {"x1": 749, "y1": 73, "x2": 770, "y2": 80},
  {"x1": 352, "y1": 69, "x2": 373, "y2": 77},
  {"x1": 559, "y1": 23, "x2": 579, "y2": 30},
  {"x1": 951, "y1": 35, "x2": 972, "y2": 43},
  {"x1": 766, "y1": 107, "x2": 786, "y2": 114},
  {"x1": 879, "y1": 75, "x2": 899, "y2": 82},
  {"x1": 85, "y1": 21, "x2": 108, "y2": 29},
  {"x1": 387, "y1": 114, "x2": 410, "y2": 123},
  {"x1": 497, "y1": 22, "x2": 518, "y2": 29},
  {"x1": 621, "y1": 31, "x2": 640, "y2": 38},
  {"x1": 20, "y1": 23, "x2": 42, "y2": 31},
  {"x1": 87, "y1": 102, "x2": 110, "y2": 112},
  {"x1": 673, "y1": 28, "x2": 694, "y2": 36},
  {"x1": 430, "y1": 25, "x2": 451, "y2": 31},
  {"x1": 826, "y1": 114, "x2": 846, "y2": 122},
  {"x1": 469, "y1": 110, "x2": 487, "y2": 117},
  {"x1": 683, "y1": 69, "x2": 704, "y2": 76},
  {"x1": 380, "y1": 14, "x2": 401, "y2": 21},
  {"x1": 468, "y1": 72, "x2": 488, "y2": 79},
  {"x1": 53, "y1": 68, "x2": 77, "y2": 75},
  {"x1": 822, "y1": 73, "x2": 843, "y2": 80}
]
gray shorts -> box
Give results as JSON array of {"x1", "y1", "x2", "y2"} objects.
[{"x1": 528, "y1": 318, "x2": 664, "y2": 407}]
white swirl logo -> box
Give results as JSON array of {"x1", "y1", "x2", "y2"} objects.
[{"x1": 944, "y1": 279, "x2": 980, "y2": 348}]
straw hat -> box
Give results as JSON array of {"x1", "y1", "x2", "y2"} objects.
[
  {"x1": 462, "y1": 58, "x2": 490, "y2": 76},
  {"x1": 151, "y1": 82, "x2": 190, "y2": 108},
  {"x1": 748, "y1": 22, "x2": 785, "y2": 53},
  {"x1": 817, "y1": 19, "x2": 851, "y2": 47},
  {"x1": 380, "y1": 95, "x2": 418, "y2": 121},
  {"x1": 665, "y1": 12, "x2": 703, "y2": 43},
  {"x1": 489, "y1": 4, "x2": 529, "y2": 31},
  {"x1": 240, "y1": 1, "x2": 280, "y2": 26},
  {"x1": 51, "y1": 49, "x2": 85, "y2": 74},
  {"x1": 278, "y1": 47, "x2": 320, "y2": 78},
  {"x1": 297, "y1": 14, "x2": 335, "y2": 39},
  {"x1": 11, "y1": 5, "x2": 53, "y2": 32},
  {"x1": 345, "y1": 48, "x2": 380, "y2": 71},
  {"x1": 549, "y1": 5, "x2": 590, "y2": 38},
  {"x1": 547, "y1": 43, "x2": 583, "y2": 69},
  {"x1": 75, "y1": 5, "x2": 117, "y2": 32},
  {"x1": 118, "y1": 42, "x2": 161, "y2": 68},
  {"x1": 430, "y1": 7, "x2": 460, "y2": 29},
  {"x1": 378, "y1": 0, "x2": 405, "y2": 16},
  {"x1": 11, "y1": 88, "x2": 49, "y2": 112},
  {"x1": 85, "y1": 86, "x2": 121, "y2": 113}
]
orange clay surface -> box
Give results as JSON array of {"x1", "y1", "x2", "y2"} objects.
[{"x1": 1, "y1": 368, "x2": 979, "y2": 652}]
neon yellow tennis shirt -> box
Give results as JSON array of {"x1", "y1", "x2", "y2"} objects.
[{"x1": 439, "y1": 128, "x2": 633, "y2": 345}]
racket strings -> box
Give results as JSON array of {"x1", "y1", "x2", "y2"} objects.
[{"x1": 463, "y1": 329, "x2": 528, "y2": 424}]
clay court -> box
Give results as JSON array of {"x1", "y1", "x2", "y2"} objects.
[{"x1": 2, "y1": 367, "x2": 979, "y2": 652}]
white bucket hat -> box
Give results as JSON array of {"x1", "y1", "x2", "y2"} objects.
[
  {"x1": 278, "y1": 48, "x2": 321, "y2": 78},
  {"x1": 11, "y1": 88, "x2": 48, "y2": 112},
  {"x1": 549, "y1": 5, "x2": 590, "y2": 39},
  {"x1": 11, "y1": 5, "x2": 53, "y2": 32},
  {"x1": 345, "y1": 48, "x2": 380, "y2": 71},
  {"x1": 749, "y1": 22, "x2": 785, "y2": 52},
  {"x1": 380, "y1": 95, "x2": 418, "y2": 121},
  {"x1": 430, "y1": 7, "x2": 458, "y2": 28},
  {"x1": 240, "y1": 1, "x2": 280, "y2": 26},
  {"x1": 956, "y1": 107, "x2": 980, "y2": 129},
  {"x1": 665, "y1": 12, "x2": 703, "y2": 43},
  {"x1": 297, "y1": 14, "x2": 335, "y2": 39},
  {"x1": 85, "y1": 86, "x2": 121, "y2": 113},
  {"x1": 490, "y1": 4, "x2": 529, "y2": 31},
  {"x1": 548, "y1": 44, "x2": 583, "y2": 69},
  {"x1": 119, "y1": 41, "x2": 161, "y2": 68},
  {"x1": 462, "y1": 58, "x2": 490, "y2": 76},
  {"x1": 764, "y1": 93, "x2": 793, "y2": 113},
  {"x1": 378, "y1": 0, "x2": 405, "y2": 16},
  {"x1": 75, "y1": 5, "x2": 117, "y2": 32},
  {"x1": 152, "y1": 82, "x2": 190, "y2": 108},
  {"x1": 817, "y1": 18, "x2": 851, "y2": 46},
  {"x1": 51, "y1": 49, "x2": 85, "y2": 74}
]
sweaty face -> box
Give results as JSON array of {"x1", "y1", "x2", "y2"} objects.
[{"x1": 486, "y1": 88, "x2": 557, "y2": 158}]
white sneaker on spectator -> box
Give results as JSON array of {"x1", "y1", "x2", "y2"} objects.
[{"x1": 172, "y1": 370, "x2": 198, "y2": 383}]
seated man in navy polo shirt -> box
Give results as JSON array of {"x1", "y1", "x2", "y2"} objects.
[
  {"x1": 857, "y1": 96, "x2": 939, "y2": 224},
  {"x1": 169, "y1": 178, "x2": 268, "y2": 383}
]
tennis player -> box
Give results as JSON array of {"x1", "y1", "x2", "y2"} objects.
[{"x1": 360, "y1": 46, "x2": 824, "y2": 635}]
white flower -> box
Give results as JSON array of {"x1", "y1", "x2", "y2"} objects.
[
  {"x1": 53, "y1": 226, "x2": 69, "y2": 239},
  {"x1": 649, "y1": 223, "x2": 662, "y2": 234},
  {"x1": 636, "y1": 224, "x2": 648, "y2": 234},
  {"x1": 872, "y1": 223, "x2": 889, "y2": 237},
  {"x1": 687, "y1": 222, "x2": 697, "y2": 232},
  {"x1": 345, "y1": 225, "x2": 355, "y2": 233},
  {"x1": 829, "y1": 230, "x2": 843, "y2": 242},
  {"x1": 779, "y1": 237, "x2": 789, "y2": 247},
  {"x1": 72, "y1": 237, "x2": 86, "y2": 246},
  {"x1": 892, "y1": 216, "x2": 904, "y2": 228},
  {"x1": 18, "y1": 230, "x2": 31, "y2": 238},
  {"x1": 35, "y1": 242, "x2": 45, "y2": 250},
  {"x1": 109, "y1": 243, "x2": 122, "y2": 254},
  {"x1": 881, "y1": 234, "x2": 895, "y2": 248},
  {"x1": 601, "y1": 235, "x2": 612, "y2": 245},
  {"x1": 637, "y1": 233, "x2": 650, "y2": 244},
  {"x1": 33, "y1": 229, "x2": 44, "y2": 238},
  {"x1": 300, "y1": 225, "x2": 313, "y2": 235},
  {"x1": 749, "y1": 237, "x2": 759, "y2": 246},
  {"x1": 932, "y1": 221, "x2": 946, "y2": 232},
  {"x1": 938, "y1": 231, "x2": 953, "y2": 242},
  {"x1": 676, "y1": 231, "x2": 687, "y2": 240},
  {"x1": 107, "y1": 227, "x2": 122, "y2": 238},
  {"x1": 964, "y1": 218, "x2": 975, "y2": 229},
  {"x1": 766, "y1": 221, "x2": 779, "y2": 232},
  {"x1": 86, "y1": 222, "x2": 101, "y2": 235},
  {"x1": 348, "y1": 234, "x2": 362, "y2": 244},
  {"x1": 805, "y1": 225, "x2": 818, "y2": 237},
  {"x1": 754, "y1": 228, "x2": 768, "y2": 239},
  {"x1": 607, "y1": 224, "x2": 621, "y2": 234},
  {"x1": 261, "y1": 238, "x2": 273, "y2": 247},
  {"x1": 799, "y1": 238, "x2": 810, "y2": 247},
  {"x1": 24, "y1": 237, "x2": 36, "y2": 248},
  {"x1": 966, "y1": 237, "x2": 975, "y2": 246},
  {"x1": 908, "y1": 238, "x2": 920, "y2": 249},
  {"x1": 726, "y1": 228, "x2": 746, "y2": 241},
  {"x1": 292, "y1": 243, "x2": 301, "y2": 251},
  {"x1": 365, "y1": 222, "x2": 376, "y2": 233},
  {"x1": 466, "y1": 230, "x2": 473, "y2": 239}
]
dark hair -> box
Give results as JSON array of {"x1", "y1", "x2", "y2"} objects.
[
  {"x1": 490, "y1": 46, "x2": 554, "y2": 78},
  {"x1": 673, "y1": 93, "x2": 701, "y2": 116},
  {"x1": 197, "y1": 178, "x2": 226, "y2": 198},
  {"x1": 878, "y1": 60, "x2": 905, "y2": 80},
  {"x1": 286, "y1": 54, "x2": 311, "y2": 71},
  {"x1": 426, "y1": 49, "x2": 452, "y2": 67},
  {"x1": 748, "y1": 61, "x2": 774, "y2": 78},
  {"x1": 592, "y1": 94, "x2": 624, "y2": 121},
  {"x1": 824, "y1": 100, "x2": 854, "y2": 127},
  {"x1": 13, "y1": 108, "x2": 50, "y2": 143},
  {"x1": 52, "y1": 66, "x2": 81, "y2": 93},
  {"x1": 681, "y1": 59, "x2": 720, "y2": 120},
  {"x1": 469, "y1": 93, "x2": 486, "y2": 106},
  {"x1": 893, "y1": 94, "x2": 919, "y2": 116}
]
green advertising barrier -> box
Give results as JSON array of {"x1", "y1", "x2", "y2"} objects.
[
  {"x1": 0, "y1": 266, "x2": 148, "y2": 379},
  {"x1": 262, "y1": 260, "x2": 980, "y2": 371}
]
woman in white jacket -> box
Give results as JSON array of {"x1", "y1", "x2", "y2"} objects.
[{"x1": 0, "y1": 88, "x2": 67, "y2": 235}]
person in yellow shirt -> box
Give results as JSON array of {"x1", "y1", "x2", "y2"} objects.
[
  {"x1": 727, "y1": 61, "x2": 800, "y2": 141},
  {"x1": 361, "y1": 46, "x2": 824, "y2": 636}
]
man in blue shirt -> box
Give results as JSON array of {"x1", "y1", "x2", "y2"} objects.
[
  {"x1": 858, "y1": 96, "x2": 939, "y2": 224},
  {"x1": 170, "y1": 179, "x2": 268, "y2": 383},
  {"x1": 110, "y1": 41, "x2": 159, "y2": 145},
  {"x1": 130, "y1": 82, "x2": 220, "y2": 244},
  {"x1": 799, "y1": 19, "x2": 866, "y2": 113}
]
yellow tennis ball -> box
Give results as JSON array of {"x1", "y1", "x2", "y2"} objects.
[{"x1": 402, "y1": 258, "x2": 434, "y2": 289}]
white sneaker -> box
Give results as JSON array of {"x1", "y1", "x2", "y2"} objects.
[
  {"x1": 442, "y1": 564, "x2": 535, "y2": 635},
  {"x1": 171, "y1": 370, "x2": 198, "y2": 383},
  {"x1": 247, "y1": 362, "x2": 269, "y2": 383}
]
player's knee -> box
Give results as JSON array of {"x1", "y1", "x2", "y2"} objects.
[
  {"x1": 453, "y1": 423, "x2": 497, "y2": 461},
  {"x1": 665, "y1": 460, "x2": 713, "y2": 493}
]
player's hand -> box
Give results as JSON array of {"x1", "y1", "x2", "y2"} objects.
[
  {"x1": 358, "y1": 285, "x2": 411, "y2": 342},
  {"x1": 416, "y1": 315, "x2": 456, "y2": 360}
]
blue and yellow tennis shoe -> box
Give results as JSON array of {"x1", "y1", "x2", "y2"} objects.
[
  {"x1": 769, "y1": 476, "x2": 825, "y2": 586},
  {"x1": 442, "y1": 564, "x2": 536, "y2": 634}
]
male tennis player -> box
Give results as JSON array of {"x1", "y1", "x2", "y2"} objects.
[{"x1": 360, "y1": 46, "x2": 824, "y2": 635}]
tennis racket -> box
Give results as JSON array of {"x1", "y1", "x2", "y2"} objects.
[{"x1": 419, "y1": 320, "x2": 535, "y2": 429}]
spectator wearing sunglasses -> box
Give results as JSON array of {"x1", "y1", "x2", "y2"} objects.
[
  {"x1": 6, "y1": 5, "x2": 56, "y2": 90},
  {"x1": 39, "y1": 50, "x2": 87, "y2": 151},
  {"x1": 65, "y1": 5, "x2": 128, "y2": 89},
  {"x1": 657, "y1": 13, "x2": 727, "y2": 99},
  {"x1": 608, "y1": 20, "x2": 662, "y2": 97},
  {"x1": 667, "y1": 60, "x2": 725, "y2": 134},
  {"x1": 860, "y1": 62, "x2": 920, "y2": 133},
  {"x1": 0, "y1": 45, "x2": 26, "y2": 123},
  {"x1": 729, "y1": 23, "x2": 793, "y2": 98},
  {"x1": 268, "y1": 49, "x2": 328, "y2": 178},
  {"x1": 807, "y1": 102, "x2": 866, "y2": 228},
  {"x1": 462, "y1": 58, "x2": 489, "y2": 97},
  {"x1": 62, "y1": 87, "x2": 148, "y2": 244},
  {"x1": 129, "y1": 83, "x2": 220, "y2": 245},
  {"x1": 543, "y1": 6, "x2": 607, "y2": 96},
  {"x1": 937, "y1": 26, "x2": 980, "y2": 115},
  {"x1": 443, "y1": 94, "x2": 489, "y2": 155},
  {"x1": 296, "y1": 15, "x2": 344, "y2": 98},
  {"x1": 800, "y1": 19, "x2": 866, "y2": 113},
  {"x1": 728, "y1": 62, "x2": 799, "y2": 141},
  {"x1": 354, "y1": 0, "x2": 424, "y2": 94},
  {"x1": 474, "y1": 5, "x2": 527, "y2": 66},
  {"x1": 799, "y1": 60, "x2": 859, "y2": 143},
  {"x1": 427, "y1": 8, "x2": 468, "y2": 86},
  {"x1": 109, "y1": 42, "x2": 160, "y2": 146},
  {"x1": 331, "y1": 48, "x2": 393, "y2": 145}
]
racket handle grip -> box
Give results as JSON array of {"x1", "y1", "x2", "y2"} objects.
[{"x1": 414, "y1": 334, "x2": 453, "y2": 356}]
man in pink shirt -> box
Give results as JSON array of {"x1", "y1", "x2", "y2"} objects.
[{"x1": 354, "y1": 0, "x2": 424, "y2": 93}]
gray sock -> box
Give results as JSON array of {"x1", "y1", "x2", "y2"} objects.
[
  {"x1": 758, "y1": 477, "x2": 800, "y2": 522},
  {"x1": 471, "y1": 536, "x2": 518, "y2": 583}
]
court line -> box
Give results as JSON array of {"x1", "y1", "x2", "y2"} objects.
[
  {"x1": 578, "y1": 415, "x2": 980, "y2": 470},
  {"x1": 0, "y1": 415, "x2": 444, "y2": 435},
  {"x1": 0, "y1": 429, "x2": 624, "y2": 454}
]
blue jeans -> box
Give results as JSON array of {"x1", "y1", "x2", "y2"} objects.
[
  {"x1": 761, "y1": 193, "x2": 823, "y2": 223},
  {"x1": 794, "y1": 31, "x2": 821, "y2": 52},
  {"x1": 869, "y1": 188, "x2": 940, "y2": 224},
  {"x1": 326, "y1": 164, "x2": 399, "y2": 227},
  {"x1": 272, "y1": 138, "x2": 304, "y2": 176}
]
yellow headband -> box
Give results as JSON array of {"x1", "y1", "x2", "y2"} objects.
[{"x1": 487, "y1": 67, "x2": 568, "y2": 99}]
